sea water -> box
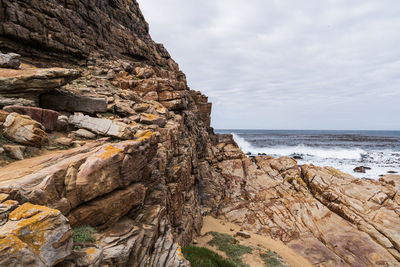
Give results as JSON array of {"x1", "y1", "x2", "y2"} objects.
[{"x1": 216, "y1": 129, "x2": 400, "y2": 179}]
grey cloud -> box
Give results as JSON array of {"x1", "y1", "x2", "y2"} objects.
[{"x1": 138, "y1": 0, "x2": 400, "y2": 130}]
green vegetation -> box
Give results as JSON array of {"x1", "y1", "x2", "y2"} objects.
[
  {"x1": 0, "y1": 133, "x2": 12, "y2": 145},
  {"x1": 260, "y1": 250, "x2": 288, "y2": 267},
  {"x1": 73, "y1": 225, "x2": 97, "y2": 246},
  {"x1": 207, "y1": 232, "x2": 252, "y2": 267},
  {"x1": 182, "y1": 245, "x2": 237, "y2": 267}
]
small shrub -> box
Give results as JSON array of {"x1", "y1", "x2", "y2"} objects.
[
  {"x1": 182, "y1": 245, "x2": 237, "y2": 267},
  {"x1": 207, "y1": 232, "x2": 252, "y2": 267},
  {"x1": 73, "y1": 225, "x2": 97, "y2": 244}
]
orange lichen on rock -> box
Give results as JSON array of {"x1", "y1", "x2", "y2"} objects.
[
  {"x1": 176, "y1": 243, "x2": 184, "y2": 261},
  {"x1": 0, "y1": 234, "x2": 26, "y2": 253},
  {"x1": 134, "y1": 130, "x2": 155, "y2": 142},
  {"x1": 7, "y1": 203, "x2": 60, "y2": 254},
  {"x1": 96, "y1": 144, "x2": 123, "y2": 160},
  {"x1": 86, "y1": 247, "x2": 97, "y2": 261}
]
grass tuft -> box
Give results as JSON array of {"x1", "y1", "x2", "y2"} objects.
[
  {"x1": 182, "y1": 245, "x2": 237, "y2": 267},
  {"x1": 73, "y1": 225, "x2": 97, "y2": 244},
  {"x1": 207, "y1": 232, "x2": 252, "y2": 267}
]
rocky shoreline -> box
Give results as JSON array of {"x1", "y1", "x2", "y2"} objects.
[{"x1": 0, "y1": 0, "x2": 399, "y2": 266}]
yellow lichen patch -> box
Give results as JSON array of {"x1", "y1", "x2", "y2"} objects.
[
  {"x1": 141, "y1": 113, "x2": 159, "y2": 120},
  {"x1": 96, "y1": 145, "x2": 123, "y2": 160},
  {"x1": 176, "y1": 243, "x2": 184, "y2": 260},
  {"x1": 7, "y1": 203, "x2": 61, "y2": 254},
  {"x1": 173, "y1": 166, "x2": 181, "y2": 170},
  {"x1": 20, "y1": 63, "x2": 37, "y2": 69},
  {"x1": 295, "y1": 175, "x2": 307, "y2": 186},
  {"x1": 0, "y1": 234, "x2": 26, "y2": 254},
  {"x1": 0, "y1": 194, "x2": 10, "y2": 203},
  {"x1": 134, "y1": 130, "x2": 155, "y2": 142},
  {"x1": 86, "y1": 247, "x2": 97, "y2": 261},
  {"x1": 9, "y1": 203, "x2": 59, "y2": 221}
]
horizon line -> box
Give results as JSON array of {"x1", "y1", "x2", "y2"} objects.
[{"x1": 214, "y1": 128, "x2": 400, "y2": 131}]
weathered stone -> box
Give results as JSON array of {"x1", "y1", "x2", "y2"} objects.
[
  {"x1": 114, "y1": 99, "x2": 136, "y2": 116},
  {"x1": 135, "y1": 67, "x2": 154, "y2": 79},
  {"x1": 54, "y1": 115, "x2": 68, "y2": 131},
  {"x1": 69, "y1": 113, "x2": 132, "y2": 139},
  {"x1": 0, "y1": 234, "x2": 46, "y2": 267},
  {"x1": 73, "y1": 129, "x2": 96, "y2": 139},
  {"x1": 0, "y1": 68, "x2": 80, "y2": 98},
  {"x1": 67, "y1": 184, "x2": 146, "y2": 229},
  {"x1": 54, "y1": 137, "x2": 73, "y2": 147},
  {"x1": 140, "y1": 113, "x2": 166, "y2": 127},
  {"x1": 236, "y1": 231, "x2": 251, "y2": 239},
  {"x1": 0, "y1": 200, "x2": 18, "y2": 226},
  {"x1": 0, "y1": 112, "x2": 48, "y2": 147},
  {"x1": 40, "y1": 92, "x2": 107, "y2": 114},
  {"x1": 3, "y1": 144, "x2": 26, "y2": 160},
  {"x1": 71, "y1": 246, "x2": 103, "y2": 267},
  {"x1": 353, "y1": 166, "x2": 371, "y2": 173},
  {"x1": 3, "y1": 105, "x2": 59, "y2": 131},
  {"x1": 0, "y1": 52, "x2": 20, "y2": 69},
  {"x1": 133, "y1": 103, "x2": 150, "y2": 112},
  {"x1": 0, "y1": 203, "x2": 73, "y2": 266}
]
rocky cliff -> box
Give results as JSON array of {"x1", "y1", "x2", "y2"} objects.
[{"x1": 0, "y1": 1, "x2": 399, "y2": 267}]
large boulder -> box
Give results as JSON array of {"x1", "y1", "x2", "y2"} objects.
[
  {"x1": 0, "y1": 202, "x2": 73, "y2": 266},
  {"x1": 0, "y1": 111, "x2": 48, "y2": 147},
  {"x1": 69, "y1": 113, "x2": 133, "y2": 139},
  {"x1": 3, "y1": 105, "x2": 59, "y2": 131},
  {"x1": 0, "y1": 52, "x2": 20, "y2": 69},
  {"x1": 40, "y1": 92, "x2": 107, "y2": 114}
]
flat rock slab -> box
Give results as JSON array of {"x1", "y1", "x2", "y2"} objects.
[
  {"x1": 0, "y1": 68, "x2": 80, "y2": 97},
  {"x1": 3, "y1": 105, "x2": 59, "y2": 131},
  {"x1": 69, "y1": 113, "x2": 132, "y2": 139},
  {"x1": 40, "y1": 91, "x2": 107, "y2": 114}
]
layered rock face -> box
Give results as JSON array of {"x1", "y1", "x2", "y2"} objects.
[
  {"x1": 0, "y1": 1, "x2": 399, "y2": 267},
  {"x1": 201, "y1": 139, "x2": 400, "y2": 266},
  {"x1": 0, "y1": 0, "x2": 173, "y2": 67}
]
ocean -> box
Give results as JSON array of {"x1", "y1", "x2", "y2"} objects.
[{"x1": 216, "y1": 129, "x2": 400, "y2": 179}]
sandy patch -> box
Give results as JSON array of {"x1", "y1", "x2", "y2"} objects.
[{"x1": 200, "y1": 216, "x2": 312, "y2": 267}]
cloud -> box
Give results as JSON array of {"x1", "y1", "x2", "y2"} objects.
[{"x1": 138, "y1": 0, "x2": 400, "y2": 130}]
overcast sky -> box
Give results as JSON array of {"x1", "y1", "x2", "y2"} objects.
[{"x1": 138, "y1": 0, "x2": 400, "y2": 130}]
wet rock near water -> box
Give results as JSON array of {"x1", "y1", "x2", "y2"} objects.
[{"x1": 354, "y1": 165, "x2": 372, "y2": 173}]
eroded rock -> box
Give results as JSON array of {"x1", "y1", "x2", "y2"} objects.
[
  {"x1": 0, "y1": 111, "x2": 47, "y2": 147},
  {"x1": 0, "y1": 203, "x2": 73, "y2": 266}
]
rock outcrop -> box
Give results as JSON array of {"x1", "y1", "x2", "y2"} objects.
[
  {"x1": 0, "y1": 0, "x2": 399, "y2": 266},
  {"x1": 0, "y1": 201, "x2": 73, "y2": 266},
  {"x1": 201, "y1": 142, "x2": 400, "y2": 266}
]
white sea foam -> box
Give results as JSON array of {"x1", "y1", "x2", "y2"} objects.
[
  {"x1": 232, "y1": 133, "x2": 365, "y2": 160},
  {"x1": 231, "y1": 133, "x2": 400, "y2": 179}
]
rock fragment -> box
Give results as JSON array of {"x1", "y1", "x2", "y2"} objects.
[{"x1": 0, "y1": 52, "x2": 20, "y2": 69}]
